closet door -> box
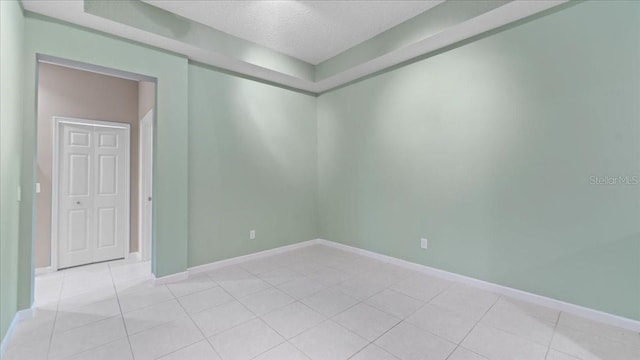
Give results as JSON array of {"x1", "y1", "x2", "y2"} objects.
[
  {"x1": 92, "y1": 127, "x2": 129, "y2": 262},
  {"x1": 57, "y1": 120, "x2": 130, "y2": 269},
  {"x1": 58, "y1": 123, "x2": 95, "y2": 268}
]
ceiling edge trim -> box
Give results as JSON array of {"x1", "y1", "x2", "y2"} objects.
[{"x1": 22, "y1": 0, "x2": 573, "y2": 95}]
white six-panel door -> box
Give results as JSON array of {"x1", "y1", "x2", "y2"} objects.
[{"x1": 56, "y1": 118, "x2": 130, "y2": 269}]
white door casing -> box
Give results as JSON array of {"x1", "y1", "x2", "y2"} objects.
[
  {"x1": 139, "y1": 109, "x2": 153, "y2": 261},
  {"x1": 54, "y1": 117, "x2": 130, "y2": 269}
]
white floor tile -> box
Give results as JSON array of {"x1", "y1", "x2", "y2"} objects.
[
  {"x1": 332, "y1": 276, "x2": 387, "y2": 301},
  {"x1": 218, "y1": 275, "x2": 271, "y2": 298},
  {"x1": 63, "y1": 337, "x2": 133, "y2": 360},
  {"x1": 406, "y1": 304, "x2": 476, "y2": 344},
  {"x1": 290, "y1": 320, "x2": 368, "y2": 360},
  {"x1": 429, "y1": 285, "x2": 498, "y2": 322},
  {"x1": 166, "y1": 273, "x2": 217, "y2": 298},
  {"x1": 277, "y1": 277, "x2": 327, "y2": 299},
  {"x1": 209, "y1": 318, "x2": 284, "y2": 360},
  {"x1": 461, "y1": 324, "x2": 548, "y2": 360},
  {"x1": 261, "y1": 302, "x2": 326, "y2": 339},
  {"x1": 253, "y1": 342, "x2": 311, "y2": 360},
  {"x1": 60, "y1": 271, "x2": 114, "y2": 299},
  {"x1": 286, "y1": 262, "x2": 327, "y2": 276},
  {"x1": 332, "y1": 303, "x2": 400, "y2": 341},
  {"x1": 5, "y1": 309, "x2": 56, "y2": 343},
  {"x1": 391, "y1": 273, "x2": 451, "y2": 302},
  {"x1": 359, "y1": 263, "x2": 413, "y2": 286},
  {"x1": 492, "y1": 297, "x2": 559, "y2": 324},
  {"x1": 301, "y1": 287, "x2": 358, "y2": 316},
  {"x1": 109, "y1": 261, "x2": 151, "y2": 285},
  {"x1": 447, "y1": 347, "x2": 489, "y2": 360},
  {"x1": 205, "y1": 266, "x2": 254, "y2": 282},
  {"x1": 123, "y1": 299, "x2": 187, "y2": 335},
  {"x1": 305, "y1": 267, "x2": 352, "y2": 286},
  {"x1": 480, "y1": 298, "x2": 555, "y2": 346},
  {"x1": 375, "y1": 321, "x2": 456, "y2": 360},
  {"x1": 239, "y1": 287, "x2": 295, "y2": 315},
  {"x1": 240, "y1": 257, "x2": 283, "y2": 275},
  {"x1": 1, "y1": 312, "x2": 55, "y2": 360},
  {"x1": 545, "y1": 349, "x2": 581, "y2": 360},
  {"x1": 57, "y1": 287, "x2": 117, "y2": 312},
  {"x1": 11, "y1": 246, "x2": 636, "y2": 360},
  {"x1": 551, "y1": 326, "x2": 640, "y2": 360},
  {"x1": 556, "y1": 312, "x2": 640, "y2": 346},
  {"x1": 55, "y1": 296, "x2": 121, "y2": 333},
  {"x1": 117, "y1": 282, "x2": 175, "y2": 313},
  {"x1": 350, "y1": 344, "x2": 399, "y2": 360},
  {"x1": 258, "y1": 267, "x2": 305, "y2": 286},
  {"x1": 177, "y1": 286, "x2": 234, "y2": 314},
  {"x1": 2, "y1": 338, "x2": 50, "y2": 360},
  {"x1": 113, "y1": 276, "x2": 151, "y2": 292},
  {"x1": 128, "y1": 316, "x2": 203, "y2": 360},
  {"x1": 157, "y1": 340, "x2": 221, "y2": 360},
  {"x1": 190, "y1": 300, "x2": 255, "y2": 336},
  {"x1": 365, "y1": 289, "x2": 424, "y2": 319},
  {"x1": 49, "y1": 316, "x2": 127, "y2": 360}
]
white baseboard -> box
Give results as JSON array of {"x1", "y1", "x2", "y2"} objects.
[
  {"x1": 188, "y1": 239, "x2": 320, "y2": 275},
  {"x1": 316, "y1": 239, "x2": 640, "y2": 332},
  {"x1": 152, "y1": 271, "x2": 189, "y2": 285},
  {"x1": 146, "y1": 237, "x2": 639, "y2": 332},
  {"x1": 0, "y1": 308, "x2": 33, "y2": 358},
  {"x1": 153, "y1": 240, "x2": 319, "y2": 285},
  {"x1": 127, "y1": 252, "x2": 141, "y2": 261}
]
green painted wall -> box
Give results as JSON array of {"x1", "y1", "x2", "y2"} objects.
[
  {"x1": 19, "y1": 13, "x2": 190, "y2": 308},
  {"x1": 5, "y1": 0, "x2": 639, "y2": 329},
  {"x1": 0, "y1": 0, "x2": 25, "y2": 340},
  {"x1": 317, "y1": 0, "x2": 640, "y2": 320},
  {"x1": 188, "y1": 63, "x2": 318, "y2": 267}
]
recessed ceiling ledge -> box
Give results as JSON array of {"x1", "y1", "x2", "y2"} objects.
[
  {"x1": 84, "y1": 0, "x2": 316, "y2": 82},
  {"x1": 22, "y1": 0, "x2": 571, "y2": 94}
]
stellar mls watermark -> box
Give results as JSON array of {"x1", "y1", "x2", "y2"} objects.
[{"x1": 589, "y1": 175, "x2": 639, "y2": 185}]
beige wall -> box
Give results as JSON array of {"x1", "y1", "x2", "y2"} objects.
[{"x1": 36, "y1": 63, "x2": 140, "y2": 267}]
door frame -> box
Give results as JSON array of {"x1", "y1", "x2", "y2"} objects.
[
  {"x1": 138, "y1": 109, "x2": 153, "y2": 261},
  {"x1": 51, "y1": 116, "x2": 131, "y2": 271}
]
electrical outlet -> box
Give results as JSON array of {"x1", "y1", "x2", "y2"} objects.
[
  {"x1": 421, "y1": 238, "x2": 428, "y2": 249},
  {"x1": 250, "y1": 230, "x2": 256, "y2": 240}
]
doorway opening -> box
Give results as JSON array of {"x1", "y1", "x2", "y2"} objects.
[
  {"x1": 52, "y1": 117, "x2": 131, "y2": 269},
  {"x1": 34, "y1": 55, "x2": 156, "y2": 292}
]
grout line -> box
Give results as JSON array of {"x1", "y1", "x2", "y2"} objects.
[
  {"x1": 544, "y1": 310, "x2": 562, "y2": 359},
  {"x1": 39, "y1": 260, "x2": 141, "y2": 359},
  {"x1": 442, "y1": 294, "x2": 501, "y2": 360},
  {"x1": 171, "y1": 293, "x2": 226, "y2": 360},
  {"x1": 107, "y1": 260, "x2": 136, "y2": 359},
  {"x1": 44, "y1": 273, "x2": 64, "y2": 359}
]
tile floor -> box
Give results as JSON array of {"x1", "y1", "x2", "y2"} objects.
[{"x1": 3, "y1": 244, "x2": 639, "y2": 360}]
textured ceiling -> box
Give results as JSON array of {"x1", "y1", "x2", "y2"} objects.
[{"x1": 144, "y1": 0, "x2": 442, "y2": 64}]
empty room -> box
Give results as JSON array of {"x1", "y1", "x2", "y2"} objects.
[{"x1": 0, "y1": 1, "x2": 638, "y2": 360}]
